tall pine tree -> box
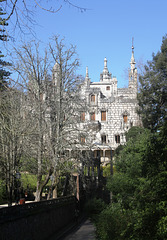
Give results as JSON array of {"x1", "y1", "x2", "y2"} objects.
[{"x1": 0, "y1": 0, "x2": 10, "y2": 91}]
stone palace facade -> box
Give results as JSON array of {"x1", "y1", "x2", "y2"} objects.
[{"x1": 79, "y1": 44, "x2": 141, "y2": 165}]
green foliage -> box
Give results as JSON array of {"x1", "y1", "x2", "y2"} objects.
[
  {"x1": 96, "y1": 203, "x2": 132, "y2": 240},
  {"x1": 157, "y1": 215, "x2": 167, "y2": 239},
  {"x1": 138, "y1": 35, "x2": 167, "y2": 132},
  {"x1": 102, "y1": 164, "x2": 115, "y2": 177},
  {"x1": 143, "y1": 120, "x2": 167, "y2": 178},
  {"x1": 114, "y1": 127, "x2": 151, "y2": 178},
  {"x1": 95, "y1": 123, "x2": 167, "y2": 239},
  {"x1": 125, "y1": 126, "x2": 146, "y2": 142},
  {"x1": 84, "y1": 166, "x2": 98, "y2": 176},
  {"x1": 84, "y1": 197, "x2": 106, "y2": 222},
  {"x1": 114, "y1": 144, "x2": 124, "y2": 156},
  {"x1": 20, "y1": 157, "x2": 38, "y2": 174},
  {"x1": 21, "y1": 173, "x2": 37, "y2": 192},
  {"x1": 107, "y1": 173, "x2": 137, "y2": 208}
]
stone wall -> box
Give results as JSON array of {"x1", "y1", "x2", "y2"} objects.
[{"x1": 0, "y1": 196, "x2": 77, "y2": 240}]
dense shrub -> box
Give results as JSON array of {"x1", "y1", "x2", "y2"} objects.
[
  {"x1": 95, "y1": 123, "x2": 167, "y2": 239},
  {"x1": 84, "y1": 197, "x2": 107, "y2": 222},
  {"x1": 95, "y1": 203, "x2": 132, "y2": 240}
]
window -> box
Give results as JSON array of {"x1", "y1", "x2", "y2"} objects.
[
  {"x1": 80, "y1": 137, "x2": 85, "y2": 144},
  {"x1": 101, "y1": 135, "x2": 106, "y2": 144},
  {"x1": 123, "y1": 115, "x2": 128, "y2": 123},
  {"x1": 80, "y1": 112, "x2": 85, "y2": 121},
  {"x1": 91, "y1": 94, "x2": 95, "y2": 102},
  {"x1": 106, "y1": 86, "x2": 110, "y2": 90},
  {"x1": 90, "y1": 112, "x2": 95, "y2": 121},
  {"x1": 115, "y1": 135, "x2": 120, "y2": 144},
  {"x1": 101, "y1": 111, "x2": 106, "y2": 121}
]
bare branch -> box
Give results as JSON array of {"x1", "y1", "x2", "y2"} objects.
[
  {"x1": 64, "y1": 0, "x2": 88, "y2": 12},
  {"x1": 5, "y1": 0, "x2": 18, "y2": 21},
  {"x1": 34, "y1": 0, "x2": 62, "y2": 13}
]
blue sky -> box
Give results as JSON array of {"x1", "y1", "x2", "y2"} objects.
[{"x1": 8, "y1": 0, "x2": 167, "y2": 87}]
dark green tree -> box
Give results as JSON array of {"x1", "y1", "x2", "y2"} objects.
[
  {"x1": 138, "y1": 35, "x2": 167, "y2": 132},
  {"x1": 107, "y1": 127, "x2": 151, "y2": 208},
  {"x1": 0, "y1": 1, "x2": 10, "y2": 91},
  {"x1": 96, "y1": 124, "x2": 167, "y2": 240}
]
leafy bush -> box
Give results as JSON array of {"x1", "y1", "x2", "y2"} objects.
[
  {"x1": 103, "y1": 164, "x2": 116, "y2": 177},
  {"x1": 157, "y1": 215, "x2": 167, "y2": 239},
  {"x1": 95, "y1": 203, "x2": 132, "y2": 240},
  {"x1": 21, "y1": 173, "x2": 37, "y2": 192},
  {"x1": 84, "y1": 197, "x2": 107, "y2": 221}
]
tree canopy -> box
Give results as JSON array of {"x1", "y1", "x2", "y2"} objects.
[
  {"x1": 138, "y1": 35, "x2": 167, "y2": 132},
  {"x1": 95, "y1": 124, "x2": 167, "y2": 240}
]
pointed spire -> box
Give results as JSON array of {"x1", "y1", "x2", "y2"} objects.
[
  {"x1": 85, "y1": 66, "x2": 90, "y2": 86},
  {"x1": 104, "y1": 57, "x2": 107, "y2": 68},
  {"x1": 131, "y1": 38, "x2": 135, "y2": 62},
  {"x1": 103, "y1": 57, "x2": 108, "y2": 71},
  {"x1": 129, "y1": 38, "x2": 138, "y2": 90},
  {"x1": 100, "y1": 57, "x2": 112, "y2": 82},
  {"x1": 86, "y1": 66, "x2": 89, "y2": 78},
  {"x1": 103, "y1": 57, "x2": 109, "y2": 75},
  {"x1": 130, "y1": 37, "x2": 136, "y2": 71}
]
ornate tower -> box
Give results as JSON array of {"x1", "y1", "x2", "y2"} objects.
[
  {"x1": 129, "y1": 38, "x2": 137, "y2": 90},
  {"x1": 84, "y1": 66, "x2": 90, "y2": 87},
  {"x1": 52, "y1": 62, "x2": 60, "y2": 86},
  {"x1": 100, "y1": 57, "x2": 112, "y2": 82}
]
